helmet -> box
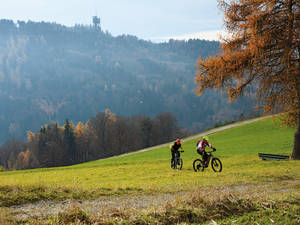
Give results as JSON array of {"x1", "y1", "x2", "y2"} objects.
[
  {"x1": 176, "y1": 139, "x2": 181, "y2": 144},
  {"x1": 203, "y1": 136, "x2": 209, "y2": 141}
]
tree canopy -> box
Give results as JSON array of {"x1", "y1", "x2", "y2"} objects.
[
  {"x1": 195, "y1": 0, "x2": 300, "y2": 158},
  {"x1": 0, "y1": 111, "x2": 184, "y2": 170}
]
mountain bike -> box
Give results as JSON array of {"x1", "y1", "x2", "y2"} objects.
[
  {"x1": 193, "y1": 149, "x2": 222, "y2": 172},
  {"x1": 171, "y1": 150, "x2": 184, "y2": 170}
]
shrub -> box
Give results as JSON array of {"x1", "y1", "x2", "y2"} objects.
[
  {"x1": 57, "y1": 204, "x2": 91, "y2": 224},
  {"x1": 0, "y1": 166, "x2": 5, "y2": 172}
]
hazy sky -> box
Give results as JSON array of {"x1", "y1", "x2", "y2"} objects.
[{"x1": 0, "y1": 0, "x2": 224, "y2": 41}]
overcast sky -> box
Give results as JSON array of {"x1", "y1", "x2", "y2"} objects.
[{"x1": 0, "y1": 0, "x2": 225, "y2": 42}]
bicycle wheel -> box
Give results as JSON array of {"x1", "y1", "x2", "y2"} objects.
[
  {"x1": 174, "y1": 158, "x2": 183, "y2": 170},
  {"x1": 193, "y1": 159, "x2": 203, "y2": 172},
  {"x1": 178, "y1": 158, "x2": 183, "y2": 170},
  {"x1": 211, "y1": 158, "x2": 222, "y2": 172}
]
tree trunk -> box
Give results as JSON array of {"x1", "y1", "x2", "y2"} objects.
[{"x1": 292, "y1": 111, "x2": 300, "y2": 159}]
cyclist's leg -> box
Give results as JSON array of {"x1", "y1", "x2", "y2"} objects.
[
  {"x1": 176, "y1": 150, "x2": 180, "y2": 164},
  {"x1": 198, "y1": 150, "x2": 204, "y2": 162},
  {"x1": 171, "y1": 150, "x2": 175, "y2": 166},
  {"x1": 197, "y1": 149, "x2": 202, "y2": 158},
  {"x1": 198, "y1": 151, "x2": 205, "y2": 171},
  {"x1": 203, "y1": 151, "x2": 209, "y2": 167}
]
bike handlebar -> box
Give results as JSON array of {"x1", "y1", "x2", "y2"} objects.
[{"x1": 207, "y1": 149, "x2": 216, "y2": 153}]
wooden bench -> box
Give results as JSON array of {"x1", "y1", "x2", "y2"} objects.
[{"x1": 258, "y1": 153, "x2": 290, "y2": 160}]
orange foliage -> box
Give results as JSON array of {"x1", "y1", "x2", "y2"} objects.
[
  {"x1": 26, "y1": 130, "x2": 35, "y2": 142},
  {"x1": 23, "y1": 149, "x2": 31, "y2": 167},
  {"x1": 105, "y1": 108, "x2": 117, "y2": 123},
  {"x1": 195, "y1": 0, "x2": 300, "y2": 125},
  {"x1": 75, "y1": 121, "x2": 85, "y2": 137}
]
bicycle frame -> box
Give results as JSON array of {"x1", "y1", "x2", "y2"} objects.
[{"x1": 203, "y1": 150, "x2": 214, "y2": 164}]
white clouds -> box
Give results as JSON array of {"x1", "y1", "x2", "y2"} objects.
[{"x1": 149, "y1": 30, "x2": 229, "y2": 43}]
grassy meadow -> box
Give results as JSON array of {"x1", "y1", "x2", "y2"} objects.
[{"x1": 0, "y1": 116, "x2": 300, "y2": 224}]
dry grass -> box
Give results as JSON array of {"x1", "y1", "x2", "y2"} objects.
[
  {"x1": 8, "y1": 186, "x2": 300, "y2": 225},
  {"x1": 56, "y1": 203, "x2": 91, "y2": 224}
]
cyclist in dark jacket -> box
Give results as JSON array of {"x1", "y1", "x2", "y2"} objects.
[
  {"x1": 196, "y1": 136, "x2": 215, "y2": 167},
  {"x1": 170, "y1": 139, "x2": 184, "y2": 167}
]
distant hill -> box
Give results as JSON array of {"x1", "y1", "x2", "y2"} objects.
[{"x1": 0, "y1": 19, "x2": 257, "y2": 144}]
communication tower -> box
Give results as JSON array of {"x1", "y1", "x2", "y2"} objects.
[{"x1": 93, "y1": 16, "x2": 101, "y2": 30}]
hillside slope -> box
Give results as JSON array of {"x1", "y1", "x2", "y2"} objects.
[
  {"x1": 0, "y1": 19, "x2": 257, "y2": 144},
  {"x1": 0, "y1": 116, "x2": 297, "y2": 195},
  {"x1": 0, "y1": 116, "x2": 299, "y2": 224}
]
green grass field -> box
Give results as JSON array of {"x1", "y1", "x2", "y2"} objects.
[{"x1": 0, "y1": 117, "x2": 300, "y2": 224}]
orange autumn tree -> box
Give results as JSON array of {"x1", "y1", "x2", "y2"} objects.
[{"x1": 195, "y1": 0, "x2": 300, "y2": 159}]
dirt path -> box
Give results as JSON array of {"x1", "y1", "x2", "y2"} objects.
[
  {"x1": 10, "y1": 192, "x2": 183, "y2": 220},
  {"x1": 10, "y1": 180, "x2": 298, "y2": 221}
]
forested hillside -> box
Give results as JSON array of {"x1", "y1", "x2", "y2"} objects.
[{"x1": 0, "y1": 19, "x2": 257, "y2": 145}]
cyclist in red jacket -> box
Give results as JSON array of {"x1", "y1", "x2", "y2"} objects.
[
  {"x1": 170, "y1": 139, "x2": 184, "y2": 167},
  {"x1": 196, "y1": 136, "x2": 215, "y2": 167}
]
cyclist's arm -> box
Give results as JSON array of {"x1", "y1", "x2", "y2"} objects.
[
  {"x1": 208, "y1": 142, "x2": 215, "y2": 150},
  {"x1": 170, "y1": 143, "x2": 175, "y2": 150}
]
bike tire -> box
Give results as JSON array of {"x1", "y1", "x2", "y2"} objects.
[
  {"x1": 173, "y1": 158, "x2": 183, "y2": 170},
  {"x1": 211, "y1": 158, "x2": 222, "y2": 172},
  {"x1": 193, "y1": 159, "x2": 202, "y2": 172},
  {"x1": 178, "y1": 158, "x2": 183, "y2": 170}
]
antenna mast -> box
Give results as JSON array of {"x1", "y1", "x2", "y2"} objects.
[{"x1": 92, "y1": 0, "x2": 101, "y2": 30}]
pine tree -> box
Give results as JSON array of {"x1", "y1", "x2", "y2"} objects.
[{"x1": 63, "y1": 119, "x2": 76, "y2": 164}]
